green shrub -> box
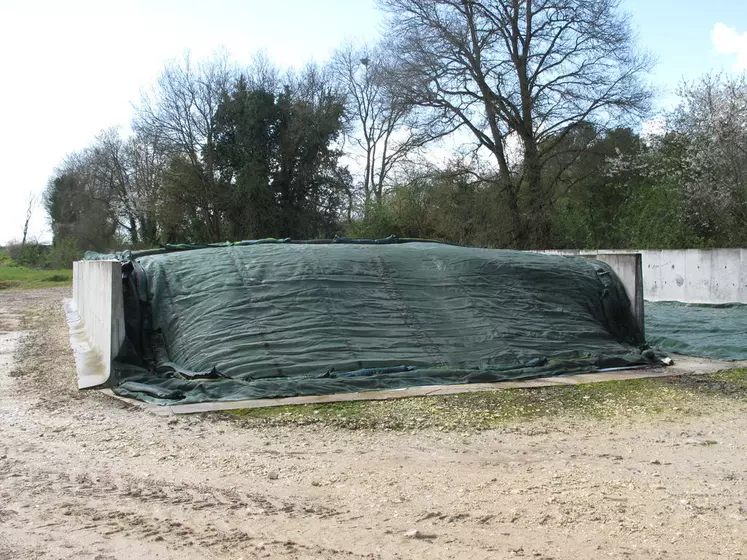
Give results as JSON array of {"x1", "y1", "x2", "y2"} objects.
[{"x1": 44, "y1": 239, "x2": 82, "y2": 270}]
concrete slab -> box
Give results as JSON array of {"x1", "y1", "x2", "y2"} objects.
[
  {"x1": 644, "y1": 249, "x2": 688, "y2": 303},
  {"x1": 738, "y1": 248, "x2": 747, "y2": 302},
  {"x1": 64, "y1": 299, "x2": 111, "y2": 390},
  {"x1": 641, "y1": 249, "x2": 662, "y2": 301},
  {"x1": 685, "y1": 249, "x2": 713, "y2": 303},
  {"x1": 68, "y1": 261, "x2": 125, "y2": 388},
  {"x1": 711, "y1": 249, "x2": 741, "y2": 303},
  {"x1": 95, "y1": 355, "x2": 747, "y2": 415},
  {"x1": 546, "y1": 249, "x2": 747, "y2": 303}
]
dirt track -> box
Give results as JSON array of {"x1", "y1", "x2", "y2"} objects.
[{"x1": 1, "y1": 288, "x2": 746, "y2": 560}]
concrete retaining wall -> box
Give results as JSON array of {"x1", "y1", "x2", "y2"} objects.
[
  {"x1": 65, "y1": 261, "x2": 125, "y2": 388},
  {"x1": 551, "y1": 249, "x2": 747, "y2": 304},
  {"x1": 639, "y1": 249, "x2": 747, "y2": 304}
]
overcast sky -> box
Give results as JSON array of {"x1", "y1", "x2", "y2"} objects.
[{"x1": 0, "y1": 0, "x2": 745, "y2": 245}]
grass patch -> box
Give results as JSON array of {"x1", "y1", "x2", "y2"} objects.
[
  {"x1": 226, "y1": 369, "x2": 747, "y2": 431},
  {"x1": 0, "y1": 280, "x2": 21, "y2": 290},
  {"x1": 0, "y1": 259, "x2": 72, "y2": 290},
  {"x1": 42, "y1": 274, "x2": 70, "y2": 283}
]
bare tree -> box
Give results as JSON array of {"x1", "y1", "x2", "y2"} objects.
[
  {"x1": 20, "y1": 193, "x2": 37, "y2": 249},
  {"x1": 332, "y1": 42, "x2": 429, "y2": 211},
  {"x1": 93, "y1": 128, "x2": 166, "y2": 245},
  {"x1": 133, "y1": 52, "x2": 235, "y2": 241},
  {"x1": 245, "y1": 50, "x2": 281, "y2": 92},
  {"x1": 45, "y1": 127, "x2": 168, "y2": 249},
  {"x1": 380, "y1": 0, "x2": 653, "y2": 247}
]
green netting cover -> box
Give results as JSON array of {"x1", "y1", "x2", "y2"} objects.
[
  {"x1": 107, "y1": 241, "x2": 663, "y2": 404},
  {"x1": 645, "y1": 301, "x2": 747, "y2": 361}
]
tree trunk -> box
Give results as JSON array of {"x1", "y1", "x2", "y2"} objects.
[
  {"x1": 129, "y1": 216, "x2": 139, "y2": 245},
  {"x1": 522, "y1": 138, "x2": 548, "y2": 248}
]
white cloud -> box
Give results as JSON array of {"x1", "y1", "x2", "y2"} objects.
[{"x1": 712, "y1": 22, "x2": 747, "y2": 71}]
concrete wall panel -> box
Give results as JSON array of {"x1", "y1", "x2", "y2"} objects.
[
  {"x1": 740, "y1": 249, "x2": 747, "y2": 302},
  {"x1": 683, "y1": 250, "x2": 713, "y2": 303},
  {"x1": 641, "y1": 250, "x2": 662, "y2": 301},
  {"x1": 644, "y1": 250, "x2": 687, "y2": 302},
  {"x1": 546, "y1": 249, "x2": 747, "y2": 304},
  {"x1": 65, "y1": 260, "x2": 125, "y2": 389},
  {"x1": 709, "y1": 249, "x2": 741, "y2": 304}
]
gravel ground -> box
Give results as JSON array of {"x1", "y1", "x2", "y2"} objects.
[{"x1": 1, "y1": 287, "x2": 746, "y2": 560}]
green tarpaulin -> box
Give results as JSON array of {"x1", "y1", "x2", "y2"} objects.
[
  {"x1": 101, "y1": 240, "x2": 663, "y2": 404},
  {"x1": 645, "y1": 301, "x2": 747, "y2": 361}
]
